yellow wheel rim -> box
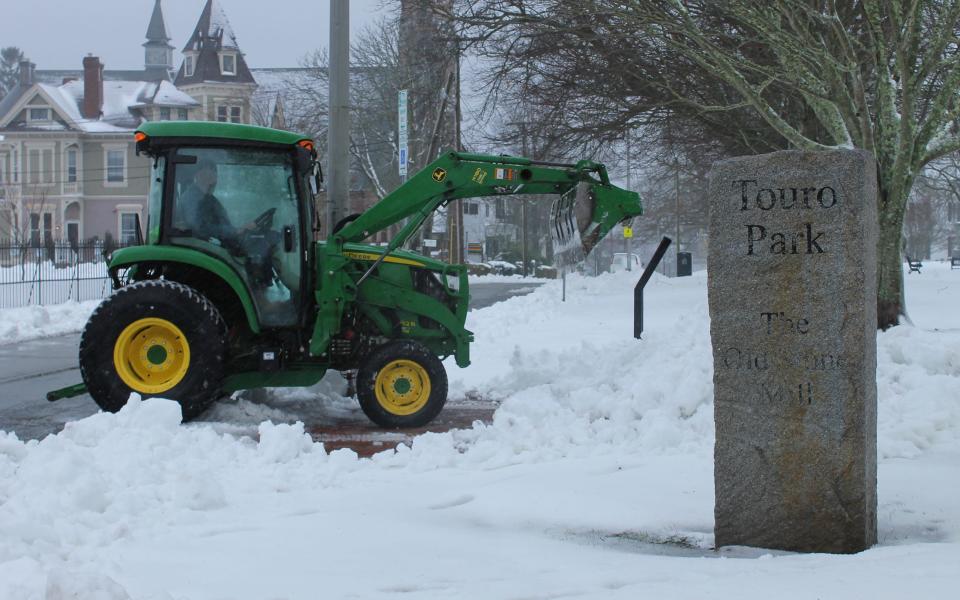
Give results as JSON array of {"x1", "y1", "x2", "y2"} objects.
[
  {"x1": 374, "y1": 359, "x2": 431, "y2": 416},
  {"x1": 113, "y1": 317, "x2": 191, "y2": 395}
]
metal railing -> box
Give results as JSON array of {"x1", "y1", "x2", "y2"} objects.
[{"x1": 0, "y1": 239, "x2": 137, "y2": 309}]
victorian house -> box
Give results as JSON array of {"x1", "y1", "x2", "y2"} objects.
[{"x1": 0, "y1": 0, "x2": 258, "y2": 245}]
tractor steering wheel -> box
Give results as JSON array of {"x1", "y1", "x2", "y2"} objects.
[{"x1": 251, "y1": 207, "x2": 277, "y2": 233}]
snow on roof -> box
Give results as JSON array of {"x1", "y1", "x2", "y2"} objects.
[
  {"x1": 137, "y1": 81, "x2": 200, "y2": 108},
  {"x1": 208, "y1": 0, "x2": 239, "y2": 49},
  {"x1": 50, "y1": 79, "x2": 197, "y2": 133}
]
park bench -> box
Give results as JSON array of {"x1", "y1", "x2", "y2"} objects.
[
  {"x1": 951, "y1": 256, "x2": 960, "y2": 269},
  {"x1": 906, "y1": 256, "x2": 922, "y2": 274}
]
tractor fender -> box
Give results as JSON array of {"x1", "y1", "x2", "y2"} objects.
[{"x1": 109, "y1": 245, "x2": 262, "y2": 334}]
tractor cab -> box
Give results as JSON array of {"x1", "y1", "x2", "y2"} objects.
[{"x1": 134, "y1": 122, "x2": 319, "y2": 329}]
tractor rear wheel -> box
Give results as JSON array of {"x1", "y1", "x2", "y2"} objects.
[
  {"x1": 80, "y1": 280, "x2": 227, "y2": 421},
  {"x1": 357, "y1": 340, "x2": 448, "y2": 428}
]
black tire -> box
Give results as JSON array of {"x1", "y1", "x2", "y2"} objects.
[
  {"x1": 79, "y1": 280, "x2": 227, "y2": 421},
  {"x1": 357, "y1": 340, "x2": 448, "y2": 428}
]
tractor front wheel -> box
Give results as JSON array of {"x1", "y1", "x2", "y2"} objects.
[
  {"x1": 357, "y1": 340, "x2": 448, "y2": 428},
  {"x1": 79, "y1": 280, "x2": 227, "y2": 421}
]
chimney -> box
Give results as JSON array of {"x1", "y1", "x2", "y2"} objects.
[
  {"x1": 18, "y1": 60, "x2": 35, "y2": 86},
  {"x1": 82, "y1": 55, "x2": 104, "y2": 120}
]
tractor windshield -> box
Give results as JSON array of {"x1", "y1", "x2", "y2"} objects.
[{"x1": 166, "y1": 146, "x2": 304, "y2": 327}]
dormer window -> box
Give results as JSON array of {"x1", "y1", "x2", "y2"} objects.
[
  {"x1": 28, "y1": 107, "x2": 51, "y2": 122},
  {"x1": 220, "y1": 53, "x2": 236, "y2": 76},
  {"x1": 184, "y1": 54, "x2": 195, "y2": 77}
]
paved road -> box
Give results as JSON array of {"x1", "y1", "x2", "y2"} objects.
[{"x1": 0, "y1": 280, "x2": 542, "y2": 442}]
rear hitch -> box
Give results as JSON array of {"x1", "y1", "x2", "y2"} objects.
[{"x1": 47, "y1": 383, "x2": 88, "y2": 402}]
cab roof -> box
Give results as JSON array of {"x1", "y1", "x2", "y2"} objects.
[{"x1": 136, "y1": 121, "x2": 312, "y2": 147}]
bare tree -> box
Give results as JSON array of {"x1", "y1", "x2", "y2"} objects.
[
  {"x1": 454, "y1": 0, "x2": 960, "y2": 329},
  {"x1": 913, "y1": 157, "x2": 960, "y2": 258}
]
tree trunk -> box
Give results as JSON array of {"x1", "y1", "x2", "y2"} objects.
[{"x1": 876, "y1": 196, "x2": 906, "y2": 330}]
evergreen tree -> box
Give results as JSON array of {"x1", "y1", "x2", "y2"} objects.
[{"x1": 0, "y1": 47, "x2": 25, "y2": 100}]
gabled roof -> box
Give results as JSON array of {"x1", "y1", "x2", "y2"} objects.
[
  {"x1": 175, "y1": 0, "x2": 256, "y2": 86},
  {"x1": 0, "y1": 84, "x2": 28, "y2": 122},
  {"x1": 0, "y1": 80, "x2": 200, "y2": 134}
]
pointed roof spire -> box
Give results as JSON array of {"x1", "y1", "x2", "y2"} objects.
[
  {"x1": 176, "y1": 0, "x2": 256, "y2": 86},
  {"x1": 183, "y1": 0, "x2": 241, "y2": 52},
  {"x1": 145, "y1": 0, "x2": 173, "y2": 46}
]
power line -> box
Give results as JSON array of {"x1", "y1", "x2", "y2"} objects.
[{"x1": 1, "y1": 173, "x2": 154, "y2": 188}]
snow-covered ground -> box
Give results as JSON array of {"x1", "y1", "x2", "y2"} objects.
[
  {"x1": 0, "y1": 300, "x2": 100, "y2": 345},
  {"x1": 0, "y1": 264, "x2": 958, "y2": 598}
]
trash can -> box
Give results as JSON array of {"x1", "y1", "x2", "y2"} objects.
[{"x1": 677, "y1": 252, "x2": 692, "y2": 277}]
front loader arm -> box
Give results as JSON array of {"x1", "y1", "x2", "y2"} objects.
[
  {"x1": 331, "y1": 151, "x2": 641, "y2": 249},
  {"x1": 310, "y1": 151, "x2": 642, "y2": 358}
]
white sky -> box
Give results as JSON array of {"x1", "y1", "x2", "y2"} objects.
[{"x1": 0, "y1": 0, "x2": 391, "y2": 70}]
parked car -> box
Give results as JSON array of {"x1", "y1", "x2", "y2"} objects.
[
  {"x1": 610, "y1": 252, "x2": 642, "y2": 273},
  {"x1": 487, "y1": 260, "x2": 519, "y2": 275}
]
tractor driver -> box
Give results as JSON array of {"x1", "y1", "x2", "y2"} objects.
[{"x1": 179, "y1": 158, "x2": 236, "y2": 242}]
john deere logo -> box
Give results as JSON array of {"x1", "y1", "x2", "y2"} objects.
[{"x1": 432, "y1": 168, "x2": 447, "y2": 182}]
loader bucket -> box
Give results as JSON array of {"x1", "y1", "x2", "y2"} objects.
[{"x1": 551, "y1": 182, "x2": 643, "y2": 267}]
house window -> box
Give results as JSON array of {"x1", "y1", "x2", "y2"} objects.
[
  {"x1": 0, "y1": 152, "x2": 7, "y2": 184},
  {"x1": 29, "y1": 212, "x2": 52, "y2": 246},
  {"x1": 221, "y1": 53, "x2": 236, "y2": 75},
  {"x1": 28, "y1": 107, "x2": 51, "y2": 122},
  {"x1": 217, "y1": 105, "x2": 242, "y2": 123},
  {"x1": 159, "y1": 107, "x2": 171, "y2": 121},
  {"x1": 178, "y1": 108, "x2": 188, "y2": 120},
  {"x1": 106, "y1": 148, "x2": 126, "y2": 184},
  {"x1": 66, "y1": 147, "x2": 78, "y2": 183},
  {"x1": 184, "y1": 55, "x2": 195, "y2": 77},
  {"x1": 28, "y1": 149, "x2": 39, "y2": 184},
  {"x1": 465, "y1": 203, "x2": 479, "y2": 215},
  {"x1": 119, "y1": 212, "x2": 140, "y2": 245}
]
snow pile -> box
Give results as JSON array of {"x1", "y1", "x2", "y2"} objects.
[
  {"x1": 0, "y1": 300, "x2": 99, "y2": 345},
  {"x1": 0, "y1": 397, "x2": 345, "y2": 598},
  {"x1": 0, "y1": 266, "x2": 958, "y2": 597}
]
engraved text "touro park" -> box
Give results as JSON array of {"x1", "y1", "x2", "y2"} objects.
[{"x1": 733, "y1": 179, "x2": 837, "y2": 256}]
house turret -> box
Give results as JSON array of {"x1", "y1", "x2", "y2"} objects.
[
  {"x1": 143, "y1": 0, "x2": 175, "y2": 81},
  {"x1": 174, "y1": 0, "x2": 257, "y2": 124}
]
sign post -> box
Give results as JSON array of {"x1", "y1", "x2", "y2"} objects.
[{"x1": 398, "y1": 90, "x2": 408, "y2": 181}]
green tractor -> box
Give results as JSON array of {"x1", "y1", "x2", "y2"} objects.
[{"x1": 63, "y1": 121, "x2": 642, "y2": 427}]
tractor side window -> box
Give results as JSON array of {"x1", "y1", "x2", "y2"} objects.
[{"x1": 169, "y1": 147, "x2": 302, "y2": 327}]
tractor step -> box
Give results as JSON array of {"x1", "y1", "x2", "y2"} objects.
[{"x1": 47, "y1": 382, "x2": 88, "y2": 402}]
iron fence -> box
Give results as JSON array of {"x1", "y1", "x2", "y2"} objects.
[{"x1": 0, "y1": 239, "x2": 138, "y2": 309}]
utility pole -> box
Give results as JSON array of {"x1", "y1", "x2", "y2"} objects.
[
  {"x1": 521, "y1": 121, "x2": 528, "y2": 277},
  {"x1": 447, "y1": 40, "x2": 464, "y2": 264},
  {"x1": 626, "y1": 131, "x2": 632, "y2": 272},
  {"x1": 327, "y1": 0, "x2": 350, "y2": 234}
]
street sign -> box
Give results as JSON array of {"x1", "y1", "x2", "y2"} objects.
[
  {"x1": 623, "y1": 226, "x2": 633, "y2": 238},
  {"x1": 423, "y1": 238, "x2": 437, "y2": 248},
  {"x1": 398, "y1": 89, "x2": 408, "y2": 177}
]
